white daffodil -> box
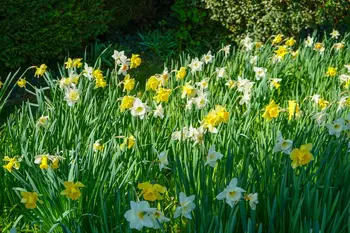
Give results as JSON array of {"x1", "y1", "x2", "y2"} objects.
[
  {"x1": 112, "y1": 50, "x2": 127, "y2": 65},
  {"x1": 82, "y1": 63, "x2": 94, "y2": 80},
  {"x1": 337, "y1": 96, "x2": 348, "y2": 111},
  {"x1": 273, "y1": 131, "x2": 293, "y2": 154},
  {"x1": 221, "y1": 45, "x2": 231, "y2": 57},
  {"x1": 239, "y1": 92, "x2": 252, "y2": 106},
  {"x1": 37, "y1": 115, "x2": 49, "y2": 127},
  {"x1": 313, "y1": 111, "x2": 328, "y2": 125},
  {"x1": 241, "y1": 35, "x2": 254, "y2": 51},
  {"x1": 153, "y1": 104, "x2": 164, "y2": 119},
  {"x1": 124, "y1": 201, "x2": 156, "y2": 230},
  {"x1": 174, "y1": 192, "x2": 196, "y2": 219},
  {"x1": 158, "y1": 151, "x2": 169, "y2": 171},
  {"x1": 327, "y1": 118, "x2": 345, "y2": 137},
  {"x1": 195, "y1": 79, "x2": 209, "y2": 90},
  {"x1": 311, "y1": 94, "x2": 321, "y2": 104},
  {"x1": 205, "y1": 145, "x2": 223, "y2": 167},
  {"x1": 64, "y1": 85, "x2": 80, "y2": 107},
  {"x1": 202, "y1": 51, "x2": 214, "y2": 64},
  {"x1": 188, "y1": 58, "x2": 203, "y2": 73},
  {"x1": 330, "y1": 29, "x2": 340, "y2": 39},
  {"x1": 130, "y1": 98, "x2": 149, "y2": 120},
  {"x1": 250, "y1": 55, "x2": 258, "y2": 65},
  {"x1": 345, "y1": 64, "x2": 350, "y2": 73},
  {"x1": 253, "y1": 67, "x2": 267, "y2": 80},
  {"x1": 304, "y1": 36, "x2": 314, "y2": 47},
  {"x1": 150, "y1": 210, "x2": 170, "y2": 229},
  {"x1": 245, "y1": 193, "x2": 259, "y2": 210},
  {"x1": 34, "y1": 154, "x2": 54, "y2": 170},
  {"x1": 118, "y1": 60, "x2": 130, "y2": 76},
  {"x1": 216, "y1": 178, "x2": 246, "y2": 207},
  {"x1": 215, "y1": 67, "x2": 226, "y2": 79}
]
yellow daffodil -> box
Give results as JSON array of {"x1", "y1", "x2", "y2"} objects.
[
  {"x1": 214, "y1": 105, "x2": 229, "y2": 123},
  {"x1": 17, "y1": 78, "x2": 27, "y2": 88},
  {"x1": 93, "y1": 140, "x2": 104, "y2": 152},
  {"x1": 21, "y1": 191, "x2": 39, "y2": 209},
  {"x1": 72, "y1": 58, "x2": 83, "y2": 68},
  {"x1": 34, "y1": 64, "x2": 47, "y2": 78},
  {"x1": 61, "y1": 181, "x2": 85, "y2": 200},
  {"x1": 120, "y1": 96, "x2": 135, "y2": 112},
  {"x1": 262, "y1": 100, "x2": 280, "y2": 121},
  {"x1": 318, "y1": 98, "x2": 329, "y2": 110},
  {"x1": 274, "y1": 46, "x2": 288, "y2": 59},
  {"x1": 123, "y1": 75, "x2": 135, "y2": 92},
  {"x1": 120, "y1": 135, "x2": 136, "y2": 150},
  {"x1": 176, "y1": 67, "x2": 187, "y2": 80},
  {"x1": 130, "y1": 54, "x2": 141, "y2": 69},
  {"x1": 290, "y1": 144, "x2": 314, "y2": 169},
  {"x1": 272, "y1": 34, "x2": 283, "y2": 45},
  {"x1": 285, "y1": 37, "x2": 296, "y2": 47},
  {"x1": 93, "y1": 69, "x2": 104, "y2": 80},
  {"x1": 326, "y1": 67, "x2": 337, "y2": 77},
  {"x1": 138, "y1": 182, "x2": 166, "y2": 201},
  {"x1": 50, "y1": 156, "x2": 64, "y2": 169},
  {"x1": 288, "y1": 100, "x2": 300, "y2": 121},
  {"x1": 146, "y1": 76, "x2": 160, "y2": 91},
  {"x1": 3, "y1": 156, "x2": 20, "y2": 172},
  {"x1": 255, "y1": 42, "x2": 263, "y2": 49},
  {"x1": 154, "y1": 87, "x2": 171, "y2": 103},
  {"x1": 181, "y1": 83, "x2": 196, "y2": 99}
]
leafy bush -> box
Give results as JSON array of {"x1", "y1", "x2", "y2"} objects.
[
  {"x1": 204, "y1": 0, "x2": 350, "y2": 41},
  {"x1": 0, "y1": 0, "x2": 112, "y2": 70}
]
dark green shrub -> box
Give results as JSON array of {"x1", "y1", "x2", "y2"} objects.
[
  {"x1": 0, "y1": 0, "x2": 112, "y2": 70},
  {"x1": 204, "y1": 0, "x2": 350, "y2": 41}
]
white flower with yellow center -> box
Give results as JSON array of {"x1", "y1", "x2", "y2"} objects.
[
  {"x1": 220, "y1": 45, "x2": 231, "y2": 57},
  {"x1": 153, "y1": 104, "x2": 164, "y2": 119},
  {"x1": 304, "y1": 36, "x2": 314, "y2": 47},
  {"x1": 250, "y1": 55, "x2": 258, "y2": 65},
  {"x1": 82, "y1": 63, "x2": 94, "y2": 80},
  {"x1": 196, "y1": 79, "x2": 209, "y2": 90},
  {"x1": 64, "y1": 85, "x2": 80, "y2": 107},
  {"x1": 327, "y1": 118, "x2": 345, "y2": 138},
  {"x1": 273, "y1": 131, "x2": 293, "y2": 154},
  {"x1": 245, "y1": 193, "x2": 259, "y2": 210},
  {"x1": 205, "y1": 145, "x2": 223, "y2": 167},
  {"x1": 202, "y1": 51, "x2": 214, "y2": 64},
  {"x1": 330, "y1": 29, "x2": 340, "y2": 39},
  {"x1": 216, "y1": 178, "x2": 246, "y2": 207},
  {"x1": 158, "y1": 151, "x2": 169, "y2": 171},
  {"x1": 253, "y1": 67, "x2": 267, "y2": 80},
  {"x1": 124, "y1": 201, "x2": 156, "y2": 230},
  {"x1": 188, "y1": 58, "x2": 203, "y2": 73},
  {"x1": 215, "y1": 67, "x2": 226, "y2": 79},
  {"x1": 150, "y1": 209, "x2": 170, "y2": 229},
  {"x1": 34, "y1": 154, "x2": 54, "y2": 170},
  {"x1": 37, "y1": 116, "x2": 49, "y2": 127},
  {"x1": 313, "y1": 111, "x2": 328, "y2": 125},
  {"x1": 174, "y1": 192, "x2": 196, "y2": 219},
  {"x1": 130, "y1": 98, "x2": 149, "y2": 120}
]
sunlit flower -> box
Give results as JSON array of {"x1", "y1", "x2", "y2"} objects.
[
  {"x1": 326, "y1": 67, "x2": 337, "y2": 77},
  {"x1": 93, "y1": 140, "x2": 104, "y2": 152},
  {"x1": 153, "y1": 104, "x2": 164, "y2": 119},
  {"x1": 285, "y1": 37, "x2": 296, "y2": 47},
  {"x1": 34, "y1": 154, "x2": 51, "y2": 170},
  {"x1": 288, "y1": 100, "x2": 301, "y2": 120},
  {"x1": 195, "y1": 79, "x2": 208, "y2": 90},
  {"x1": 313, "y1": 43, "x2": 325, "y2": 53},
  {"x1": 37, "y1": 115, "x2": 49, "y2": 127},
  {"x1": 205, "y1": 145, "x2": 223, "y2": 167},
  {"x1": 215, "y1": 67, "x2": 226, "y2": 79},
  {"x1": 21, "y1": 191, "x2": 39, "y2": 209},
  {"x1": 327, "y1": 118, "x2": 345, "y2": 137},
  {"x1": 188, "y1": 58, "x2": 203, "y2": 73},
  {"x1": 291, "y1": 50, "x2": 299, "y2": 58},
  {"x1": 216, "y1": 178, "x2": 246, "y2": 207},
  {"x1": 124, "y1": 201, "x2": 155, "y2": 230},
  {"x1": 34, "y1": 64, "x2": 47, "y2": 78},
  {"x1": 120, "y1": 135, "x2": 136, "y2": 150},
  {"x1": 61, "y1": 181, "x2": 85, "y2": 200},
  {"x1": 304, "y1": 36, "x2": 314, "y2": 47},
  {"x1": 130, "y1": 98, "x2": 149, "y2": 119},
  {"x1": 330, "y1": 29, "x2": 340, "y2": 39},
  {"x1": 112, "y1": 50, "x2": 127, "y2": 65},
  {"x1": 146, "y1": 76, "x2": 160, "y2": 91},
  {"x1": 274, "y1": 46, "x2": 288, "y2": 59},
  {"x1": 241, "y1": 35, "x2": 254, "y2": 51},
  {"x1": 123, "y1": 74, "x2": 135, "y2": 92},
  {"x1": 118, "y1": 60, "x2": 130, "y2": 76},
  {"x1": 3, "y1": 156, "x2": 21, "y2": 172},
  {"x1": 221, "y1": 45, "x2": 231, "y2": 57},
  {"x1": 154, "y1": 87, "x2": 171, "y2": 103},
  {"x1": 272, "y1": 34, "x2": 283, "y2": 45},
  {"x1": 333, "y1": 42, "x2": 345, "y2": 51},
  {"x1": 138, "y1": 182, "x2": 166, "y2": 201},
  {"x1": 160, "y1": 68, "x2": 169, "y2": 86},
  {"x1": 225, "y1": 80, "x2": 235, "y2": 89},
  {"x1": 181, "y1": 82, "x2": 196, "y2": 99},
  {"x1": 65, "y1": 58, "x2": 82, "y2": 69},
  {"x1": 244, "y1": 193, "x2": 258, "y2": 210},
  {"x1": 130, "y1": 54, "x2": 142, "y2": 69},
  {"x1": 17, "y1": 78, "x2": 27, "y2": 88},
  {"x1": 318, "y1": 98, "x2": 329, "y2": 110},
  {"x1": 193, "y1": 90, "x2": 209, "y2": 109},
  {"x1": 64, "y1": 85, "x2": 80, "y2": 107},
  {"x1": 202, "y1": 51, "x2": 214, "y2": 64},
  {"x1": 290, "y1": 144, "x2": 314, "y2": 169},
  {"x1": 50, "y1": 155, "x2": 64, "y2": 169},
  {"x1": 120, "y1": 96, "x2": 135, "y2": 112},
  {"x1": 253, "y1": 67, "x2": 267, "y2": 80},
  {"x1": 313, "y1": 111, "x2": 328, "y2": 125},
  {"x1": 274, "y1": 131, "x2": 293, "y2": 154},
  {"x1": 262, "y1": 100, "x2": 280, "y2": 121},
  {"x1": 176, "y1": 67, "x2": 187, "y2": 80},
  {"x1": 174, "y1": 192, "x2": 196, "y2": 219},
  {"x1": 249, "y1": 55, "x2": 258, "y2": 65},
  {"x1": 270, "y1": 78, "x2": 282, "y2": 89}
]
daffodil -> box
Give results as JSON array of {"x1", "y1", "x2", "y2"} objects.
[
  {"x1": 120, "y1": 96, "x2": 135, "y2": 112},
  {"x1": 244, "y1": 193, "x2": 258, "y2": 210},
  {"x1": 288, "y1": 100, "x2": 301, "y2": 120},
  {"x1": 153, "y1": 88, "x2": 171, "y2": 103},
  {"x1": 270, "y1": 78, "x2": 282, "y2": 89},
  {"x1": 124, "y1": 201, "x2": 156, "y2": 230},
  {"x1": 216, "y1": 178, "x2": 246, "y2": 207},
  {"x1": 153, "y1": 104, "x2": 164, "y2": 119},
  {"x1": 21, "y1": 191, "x2": 39, "y2": 209},
  {"x1": 174, "y1": 192, "x2": 196, "y2": 219},
  {"x1": 285, "y1": 37, "x2": 296, "y2": 47},
  {"x1": 138, "y1": 182, "x2": 166, "y2": 201},
  {"x1": 34, "y1": 64, "x2": 47, "y2": 78},
  {"x1": 123, "y1": 74, "x2": 135, "y2": 92},
  {"x1": 158, "y1": 151, "x2": 169, "y2": 171},
  {"x1": 274, "y1": 46, "x2": 288, "y2": 59},
  {"x1": 0, "y1": 81, "x2": 3, "y2": 88},
  {"x1": 181, "y1": 82, "x2": 196, "y2": 99},
  {"x1": 50, "y1": 156, "x2": 64, "y2": 169},
  {"x1": 93, "y1": 140, "x2": 104, "y2": 152},
  {"x1": 34, "y1": 154, "x2": 51, "y2": 170},
  {"x1": 215, "y1": 67, "x2": 226, "y2": 79},
  {"x1": 274, "y1": 131, "x2": 293, "y2": 154},
  {"x1": 61, "y1": 181, "x2": 85, "y2": 200},
  {"x1": 188, "y1": 58, "x2": 203, "y2": 73},
  {"x1": 150, "y1": 209, "x2": 170, "y2": 229},
  {"x1": 272, "y1": 34, "x2": 283, "y2": 45},
  {"x1": 326, "y1": 67, "x2": 337, "y2": 77},
  {"x1": 327, "y1": 118, "x2": 345, "y2": 138},
  {"x1": 253, "y1": 67, "x2": 267, "y2": 80},
  {"x1": 17, "y1": 78, "x2": 27, "y2": 88},
  {"x1": 3, "y1": 156, "x2": 21, "y2": 172},
  {"x1": 290, "y1": 144, "x2": 314, "y2": 169},
  {"x1": 120, "y1": 135, "x2": 136, "y2": 150},
  {"x1": 64, "y1": 85, "x2": 80, "y2": 107},
  {"x1": 37, "y1": 115, "x2": 49, "y2": 127},
  {"x1": 313, "y1": 43, "x2": 325, "y2": 53},
  {"x1": 262, "y1": 100, "x2": 280, "y2": 121},
  {"x1": 205, "y1": 145, "x2": 223, "y2": 167},
  {"x1": 176, "y1": 67, "x2": 187, "y2": 80},
  {"x1": 130, "y1": 98, "x2": 149, "y2": 119},
  {"x1": 112, "y1": 50, "x2": 127, "y2": 65},
  {"x1": 202, "y1": 51, "x2": 214, "y2": 64},
  {"x1": 130, "y1": 54, "x2": 141, "y2": 69},
  {"x1": 330, "y1": 29, "x2": 340, "y2": 39},
  {"x1": 304, "y1": 36, "x2": 314, "y2": 47},
  {"x1": 146, "y1": 76, "x2": 160, "y2": 91}
]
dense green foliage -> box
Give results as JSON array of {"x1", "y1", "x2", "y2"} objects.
[{"x1": 204, "y1": 0, "x2": 350, "y2": 41}]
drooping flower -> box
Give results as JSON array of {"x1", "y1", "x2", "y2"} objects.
[
  {"x1": 3, "y1": 156, "x2": 21, "y2": 172},
  {"x1": 124, "y1": 201, "x2": 156, "y2": 231},
  {"x1": 123, "y1": 74, "x2": 135, "y2": 92},
  {"x1": 174, "y1": 192, "x2": 196, "y2": 219},
  {"x1": 120, "y1": 135, "x2": 136, "y2": 150},
  {"x1": 34, "y1": 64, "x2": 47, "y2": 78},
  {"x1": 93, "y1": 140, "x2": 104, "y2": 152},
  {"x1": 37, "y1": 115, "x2": 49, "y2": 127},
  {"x1": 290, "y1": 144, "x2": 314, "y2": 169},
  {"x1": 176, "y1": 67, "x2": 187, "y2": 80},
  {"x1": 61, "y1": 181, "x2": 85, "y2": 200},
  {"x1": 205, "y1": 145, "x2": 224, "y2": 167},
  {"x1": 21, "y1": 191, "x2": 39, "y2": 209},
  {"x1": 216, "y1": 178, "x2": 246, "y2": 207},
  {"x1": 244, "y1": 193, "x2": 259, "y2": 210},
  {"x1": 221, "y1": 45, "x2": 231, "y2": 57},
  {"x1": 50, "y1": 155, "x2": 64, "y2": 169},
  {"x1": 262, "y1": 100, "x2": 280, "y2": 121},
  {"x1": 82, "y1": 63, "x2": 94, "y2": 80},
  {"x1": 34, "y1": 154, "x2": 51, "y2": 170},
  {"x1": 274, "y1": 131, "x2": 293, "y2": 154},
  {"x1": 17, "y1": 78, "x2": 27, "y2": 88},
  {"x1": 138, "y1": 182, "x2": 167, "y2": 201},
  {"x1": 130, "y1": 54, "x2": 142, "y2": 69}
]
